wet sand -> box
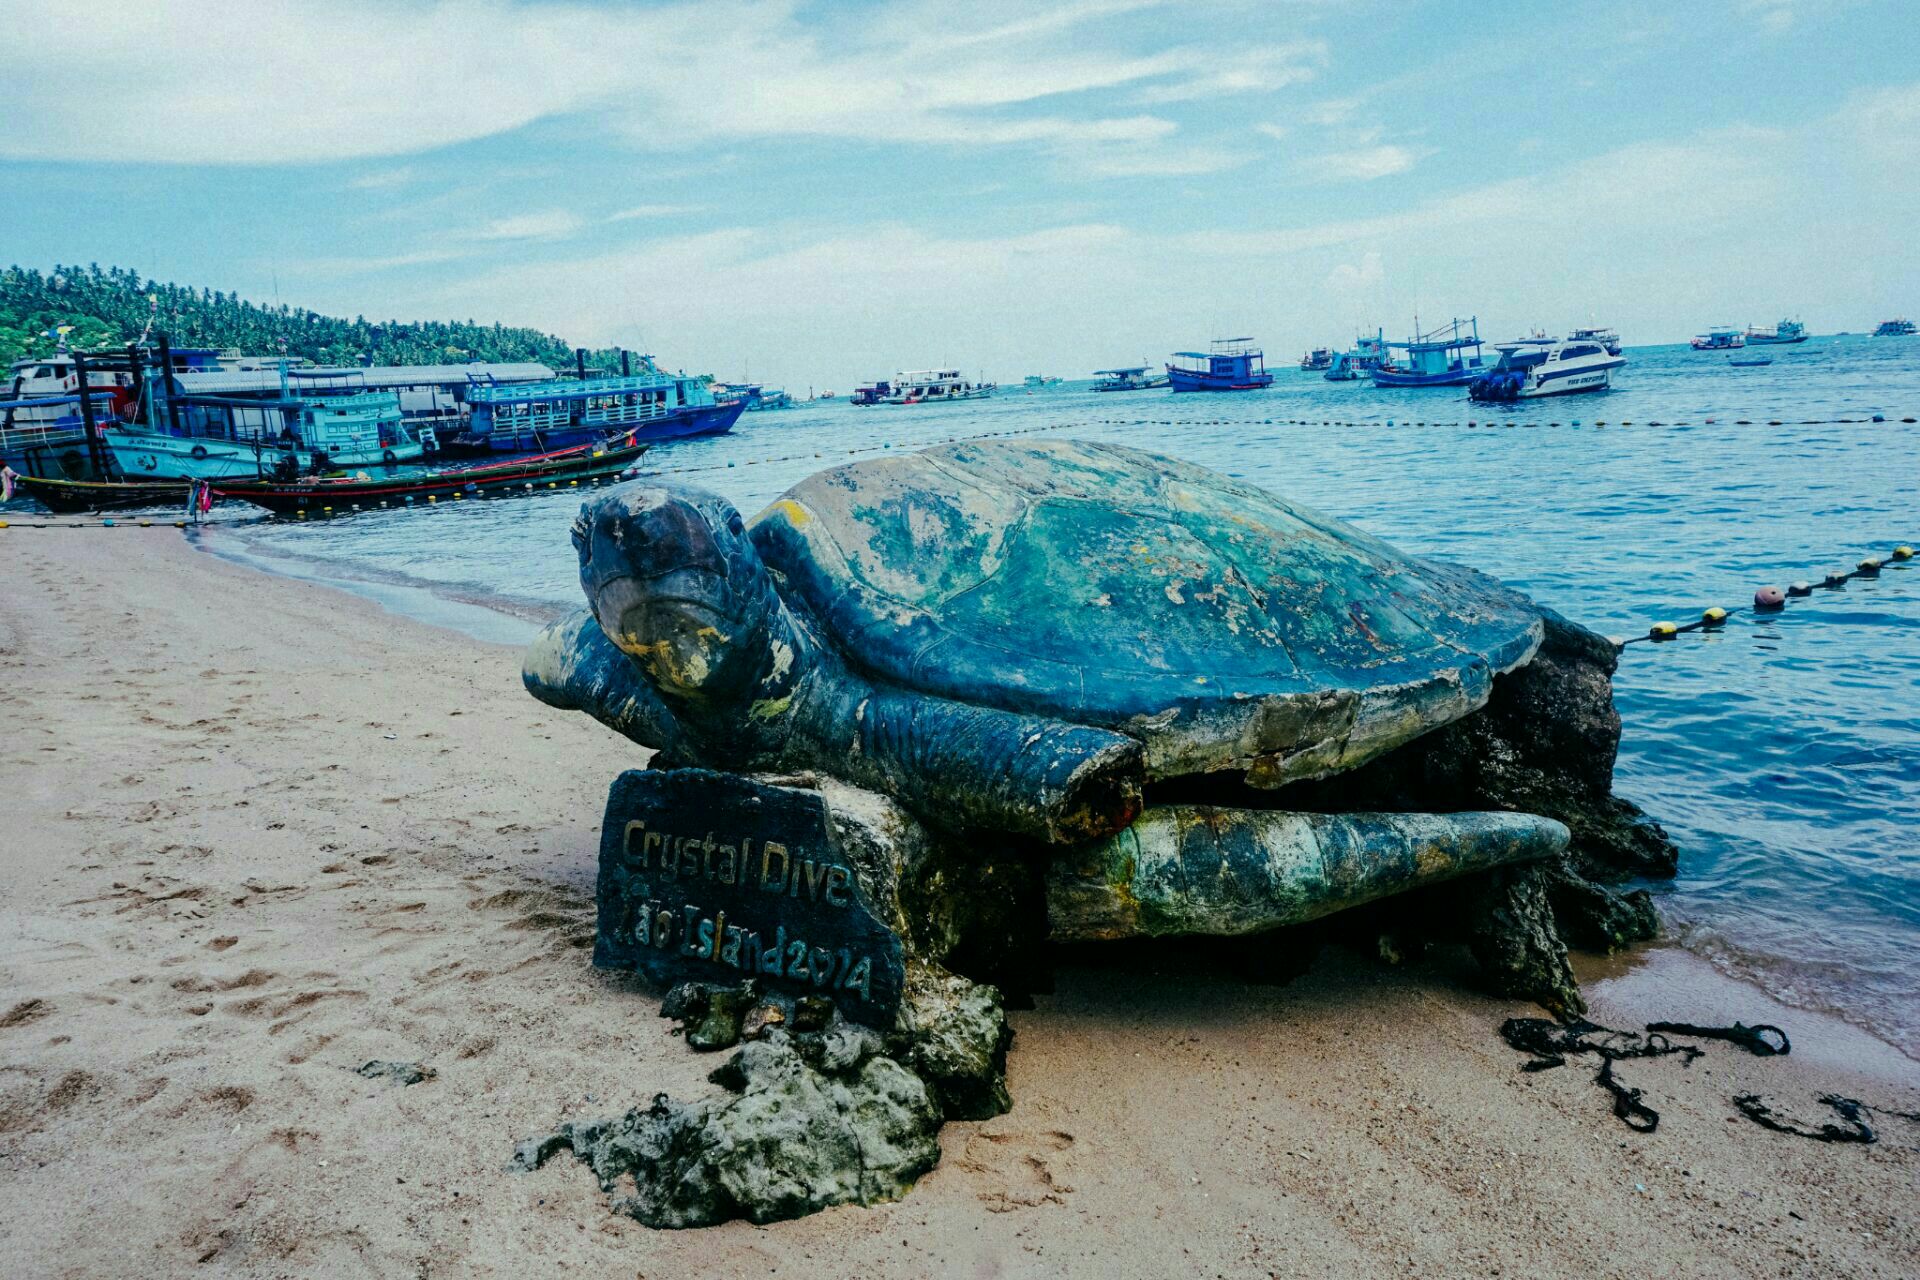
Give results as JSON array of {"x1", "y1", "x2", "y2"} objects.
[{"x1": 1, "y1": 527, "x2": 1915, "y2": 1278}]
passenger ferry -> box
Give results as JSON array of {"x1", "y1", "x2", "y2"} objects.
[
  {"x1": 458, "y1": 366, "x2": 745, "y2": 452},
  {"x1": 1167, "y1": 339, "x2": 1273, "y2": 392},
  {"x1": 107, "y1": 390, "x2": 425, "y2": 480},
  {"x1": 1468, "y1": 338, "x2": 1626, "y2": 402},
  {"x1": 879, "y1": 370, "x2": 995, "y2": 404},
  {"x1": 1568, "y1": 324, "x2": 1622, "y2": 355},
  {"x1": 1369, "y1": 317, "x2": 1487, "y2": 388},
  {"x1": 1873, "y1": 318, "x2": 1914, "y2": 337},
  {"x1": 1744, "y1": 319, "x2": 1806, "y2": 345},
  {"x1": 1092, "y1": 365, "x2": 1170, "y2": 392},
  {"x1": 1690, "y1": 327, "x2": 1745, "y2": 350}
]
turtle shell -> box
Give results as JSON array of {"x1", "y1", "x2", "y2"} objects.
[{"x1": 750, "y1": 438, "x2": 1542, "y2": 785}]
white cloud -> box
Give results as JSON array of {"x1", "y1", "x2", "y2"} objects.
[
  {"x1": 0, "y1": 0, "x2": 1314, "y2": 175},
  {"x1": 346, "y1": 167, "x2": 416, "y2": 191},
  {"x1": 1326, "y1": 251, "x2": 1384, "y2": 292},
  {"x1": 1132, "y1": 43, "x2": 1325, "y2": 104},
  {"x1": 1299, "y1": 143, "x2": 1418, "y2": 182},
  {"x1": 1255, "y1": 123, "x2": 1289, "y2": 141},
  {"x1": 470, "y1": 211, "x2": 583, "y2": 241},
  {"x1": 1739, "y1": 0, "x2": 1799, "y2": 31},
  {"x1": 608, "y1": 204, "x2": 707, "y2": 222}
]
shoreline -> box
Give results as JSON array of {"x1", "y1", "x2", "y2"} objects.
[{"x1": 2, "y1": 528, "x2": 1914, "y2": 1276}]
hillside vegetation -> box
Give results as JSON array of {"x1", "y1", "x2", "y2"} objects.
[{"x1": 1, "y1": 263, "x2": 594, "y2": 369}]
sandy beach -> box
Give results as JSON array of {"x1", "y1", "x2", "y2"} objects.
[{"x1": 1, "y1": 525, "x2": 1915, "y2": 1279}]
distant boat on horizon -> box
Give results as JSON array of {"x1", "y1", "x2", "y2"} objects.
[
  {"x1": 1745, "y1": 319, "x2": 1807, "y2": 345},
  {"x1": 1091, "y1": 365, "x2": 1169, "y2": 392},
  {"x1": 1568, "y1": 324, "x2": 1622, "y2": 356},
  {"x1": 1691, "y1": 326, "x2": 1745, "y2": 350},
  {"x1": 1873, "y1": 318, "x2": 1915, "y2": 337}
]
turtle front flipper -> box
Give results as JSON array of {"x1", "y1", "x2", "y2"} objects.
[
  {"x1": 806, "y1": 683, "x2": 1145, "y2": 844},
  {"x1": 524, "y1": 610, "x2": 685, "y2": 759},
  {"x1": 1046, "y1": 808, "x2": 1569, "y2": 941}
]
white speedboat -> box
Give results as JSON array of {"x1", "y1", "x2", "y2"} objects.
[{"x1": 1468, "y1": 338, "x2": 1625, "y2": 402}]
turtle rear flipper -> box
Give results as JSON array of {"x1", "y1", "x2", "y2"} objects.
[{"x1": 1047, "y1": 808, "x2": 1570, "y2": 941}]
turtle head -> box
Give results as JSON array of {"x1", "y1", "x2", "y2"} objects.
[{"x1": 572, "y1": 484, "x2": 781, "y2": 703}]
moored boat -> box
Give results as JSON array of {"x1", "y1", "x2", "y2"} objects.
[
  {"x1": 1728, "y1": 356, "x2": 1773, "y2": 367},
  {"x1": 1022, "y1": 375, "x2": 1064, "y2": 389},
  {"x1": 849, "y1": 380, "x2": 893, "y2": 406},
  {"x1": 15, "y1": 438, "x2": 650, "y2": 515},
  {"x1": 1323, "y1": 351, "x2": 1362, "y2": 381},
  {"x1": 1468, "y1": 338, "x2": 1625, "y2": 401},
  {"x1": 1167, "y1": 339, "x2": 1272, "y2": 392},
  {"x1": 1370, "y1": 317, "x2": 1486, "y2": 388},
  {"x1": 879, "y1": 370, "x2": 995, "y2": 404},
  {"x1": 1744, "y1": 319, "x2": 1806, "y2": 345},
  {"x1": 107, "y1": 390, "x2": 425, "y2": 480},
  {"x1": 1691, "y1": 326, "x2": 1745, "y2": 350},
  {"x1": 1298, "y1": 347, "x2": 1334, "y2": 371},
  {"x1": 1873, "y1": 318, "x2": 1915, "y2": 337},
  {"x1": 456, "y1": 365, "x2": 743, "y2": 453},
  {"x1": 1568, "y1": 324, "x2": 1622, "y2": 356},
  {"x1": 1091, "y1": 365, "x2": 1170, "y2": 392}
]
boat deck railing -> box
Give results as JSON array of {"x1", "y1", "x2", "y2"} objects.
[{"x1": 465, "y1": 372, "x2": 682, "y2": 404}]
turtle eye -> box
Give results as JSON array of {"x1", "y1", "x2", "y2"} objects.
[{"x1": 726, "y1": 512, "x2": 745, "y2": 537}]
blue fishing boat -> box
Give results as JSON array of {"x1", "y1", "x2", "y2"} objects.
[
  {"x1": 1298, "y1": 346, "x2": 1334, "y2": 371},
  {"x1": 1092, "y1": 365, "x2": 1170, "y2": 392},
  {"x1": 1370, "y1": 317, "x2": 1487, "y2": 387},
  {"x1": 1690, "y1": 326, "x2": 1745, "y2": 350},
  {"x1": 457, "y1": 365, "x2": 744, "y2": 454},
  {"x1": 1166, "y1": 339, "x2": 1273, "y2": 392}
]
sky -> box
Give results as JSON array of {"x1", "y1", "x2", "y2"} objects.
[{"x1": 2, "y1": 0, "x2": 1917, "y2": 389}]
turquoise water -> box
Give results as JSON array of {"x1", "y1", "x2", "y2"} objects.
[{"x1": 212, "y1": 335, "x2": 1920, "y2": 1053}]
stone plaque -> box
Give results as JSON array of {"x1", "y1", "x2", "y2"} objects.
[{"x1": 595, "y1": 768, "x2": 907, "y2": 1025}]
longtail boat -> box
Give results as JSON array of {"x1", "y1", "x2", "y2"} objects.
[{"x1": 11, "y1": 438, "x2": 648, "y2": 516}]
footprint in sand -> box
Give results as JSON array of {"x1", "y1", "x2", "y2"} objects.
[{"x1": 955, "y1": 1128, "x2": 1079, "y2": 1212}]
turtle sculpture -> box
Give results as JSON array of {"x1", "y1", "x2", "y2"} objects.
[{"x1": 524, "y1": 438, "x2": 1641, "y2": 956}]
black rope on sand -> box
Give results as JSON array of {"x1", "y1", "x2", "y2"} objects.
[
  {"x1": 1732, "y1": 1094, "x2": 1878, "y2": 1145},
  {"x1": 1498, "y1": 1016, "x2": 1920, "y2": 1140},
  {"x1": 1499, "y1": 1017, "x2": 1702, "y2": 1133},
  {"x1": 1647, "y1": 1020, "x2": 1791, "y2": 1056}
]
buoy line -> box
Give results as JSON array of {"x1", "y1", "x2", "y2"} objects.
[{"x1": 1618, "y1": 545, "x2": 1916, "y2": 647}]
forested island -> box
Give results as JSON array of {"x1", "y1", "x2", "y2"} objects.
[{"x1": 1, "y1": 264, "x2": 593, "y2": 368}]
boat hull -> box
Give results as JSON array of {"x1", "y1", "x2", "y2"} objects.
[
  {"x1": 1371, "y1": 367, "x2": 1482, "y2": 387},
  {"x1": 106, "y1": 431, "x2": 426, "y2": 480},
  {"x1": 1744, "y1": 334, "x2": 1807, "y2": 345},
  {"x1": 453, "y1": 399, "x2": 745, "y2": 455}
]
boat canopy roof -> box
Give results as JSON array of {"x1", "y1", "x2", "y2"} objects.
[
  {"x1": 171, "y1": 362, "x2": 555, "y2": 395},
  {"x1": 1095, "y1": 366, "x2": 1149, "y2": 375}
]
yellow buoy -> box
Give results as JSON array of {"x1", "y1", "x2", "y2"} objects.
[
  {"x1": 428, "y1": 494, "x2": 436, "y2": 503},
  {"x1": 1649, "y1": 621, "x2": 1679, "y2": 640},
  {"x1": 1701, "y1": 607, "x2": 1728, "y2": 627},
  {"x1": 1892, "y1": 545, "x2": 1914, "y2": 561},
  {"x1": 1858, "y1": 557, "x2": 1882, "y2": 574}
]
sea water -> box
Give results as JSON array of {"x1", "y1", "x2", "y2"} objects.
[{"x1": 213, "y1": 335, "x2": 1920, "y2": 1055}]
